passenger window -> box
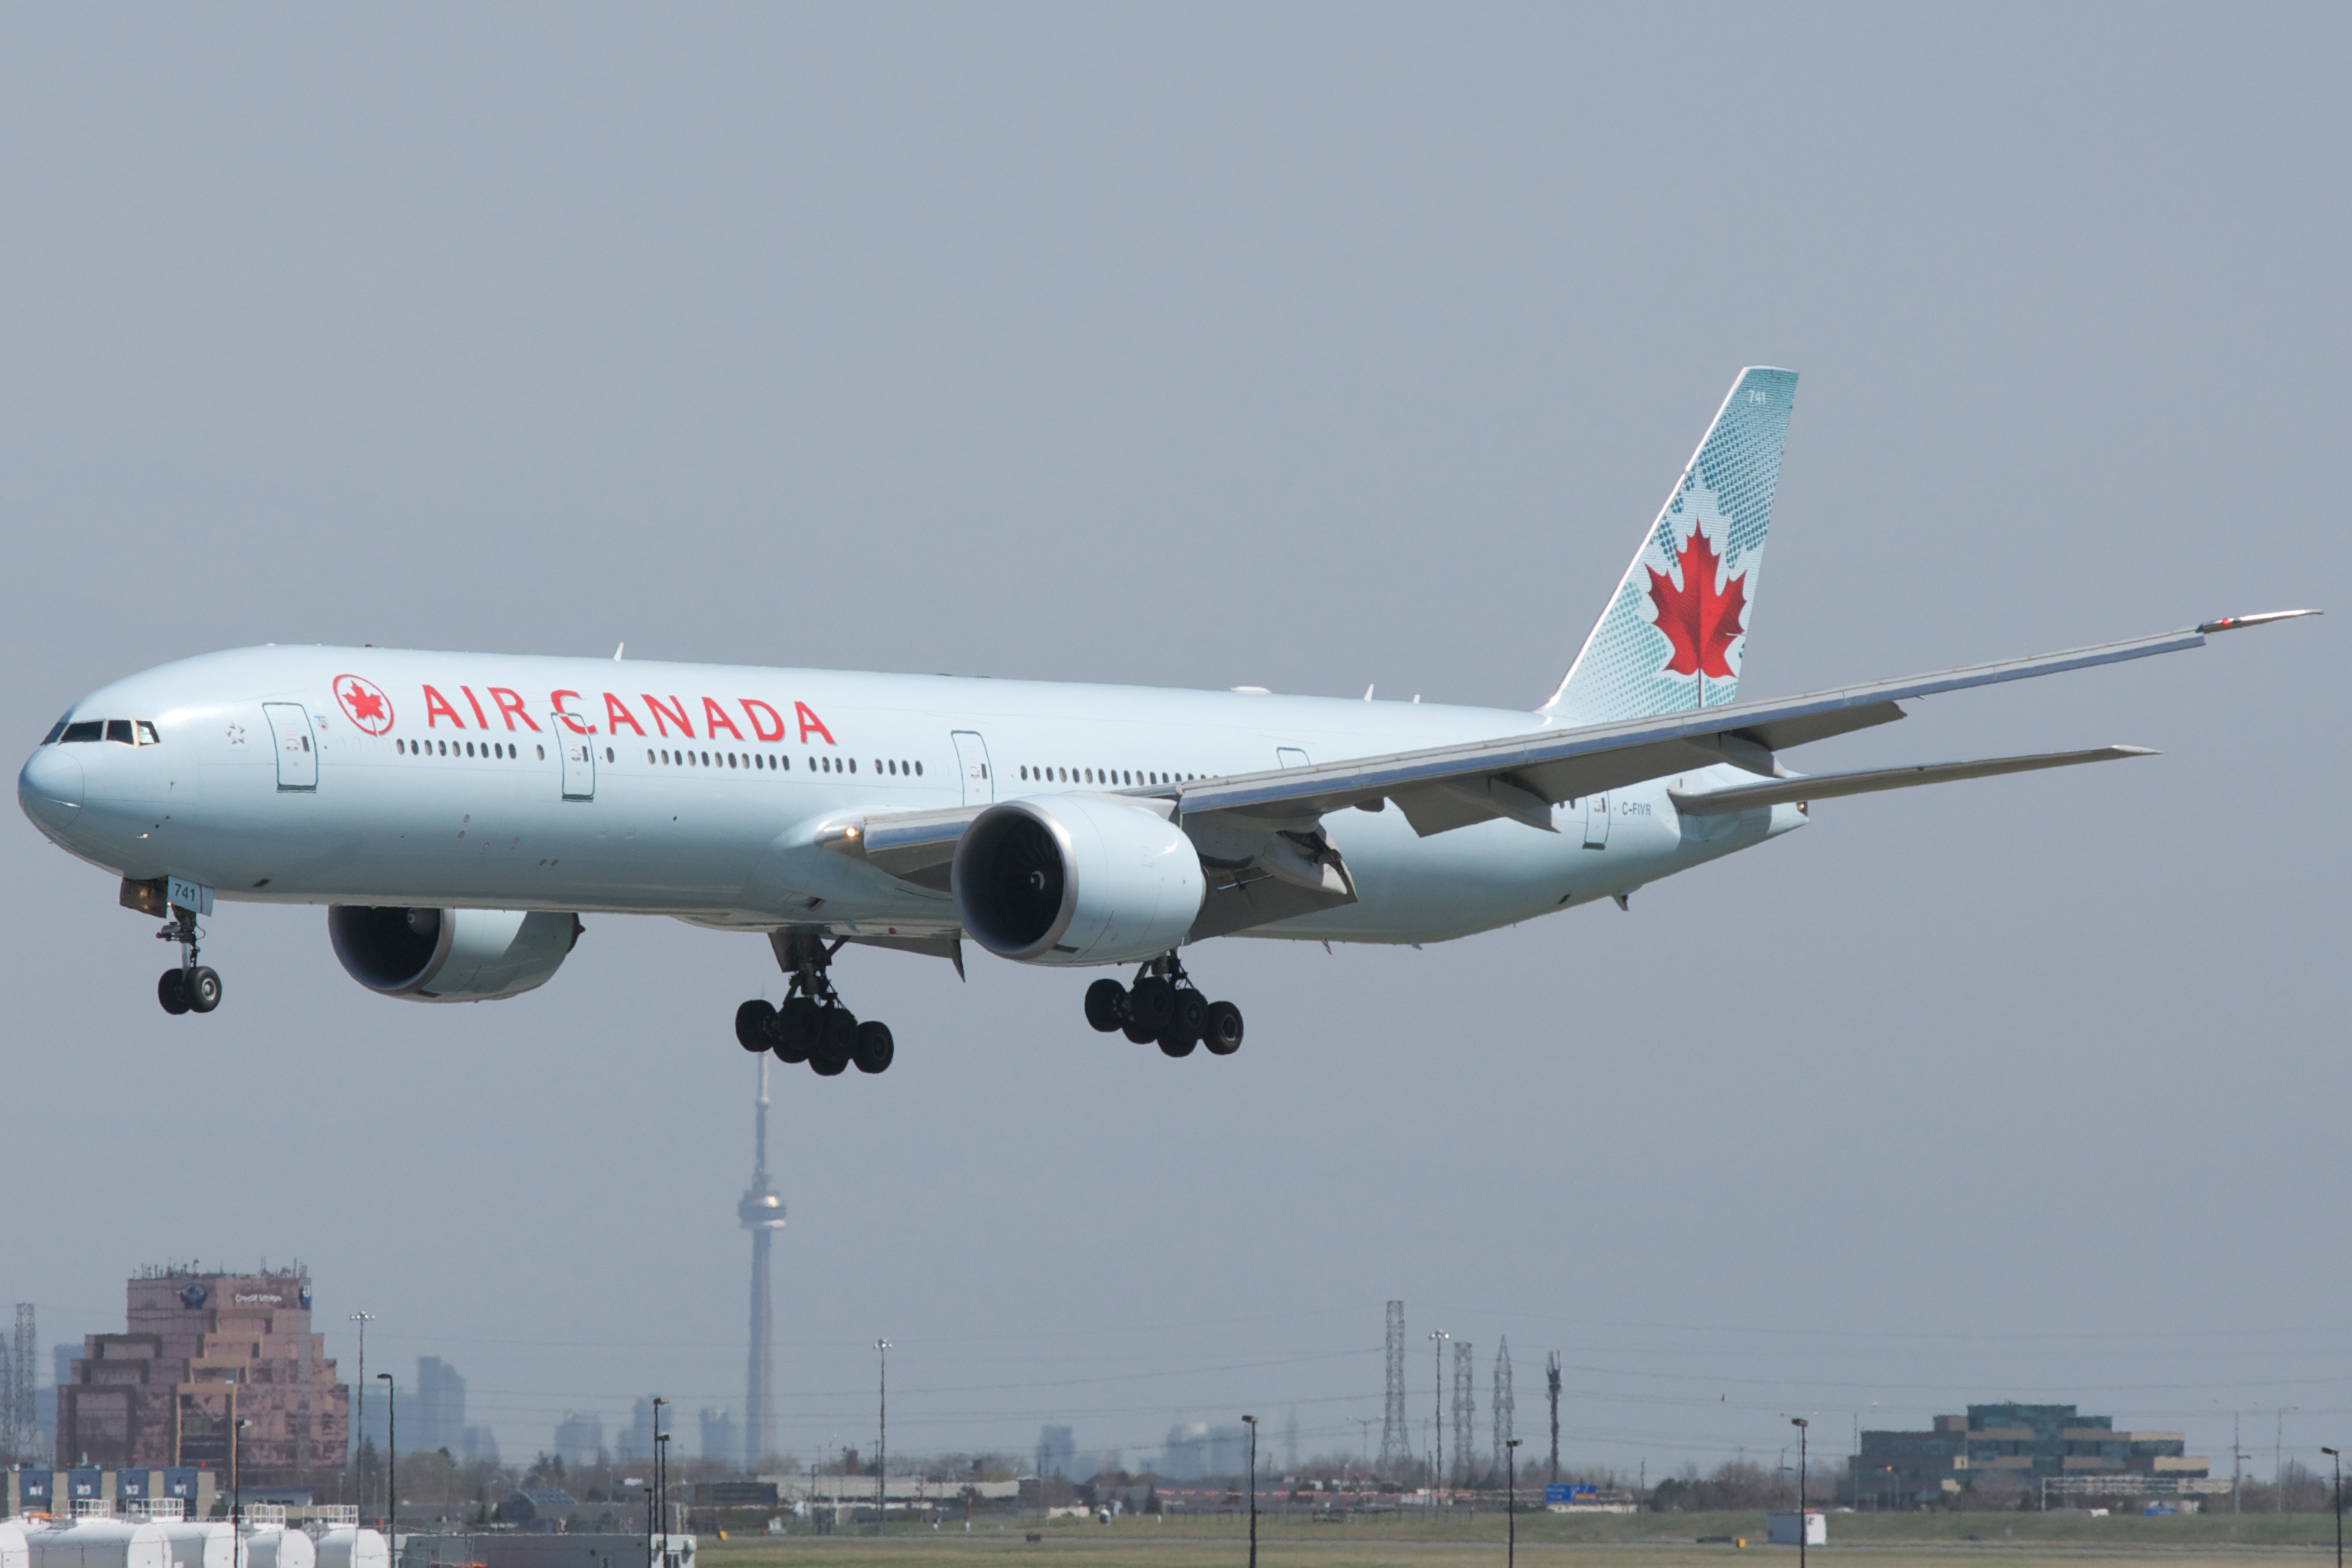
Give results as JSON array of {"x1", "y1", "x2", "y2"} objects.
[
  {"x1": 536, "y1": 745, "x2": 545, "y2": 760},
  {"x1": 915, "y1": 761, "x2": 922, "y2": 776},
  {"x1": 606, "y1": 747, "x2": 615, "y2": 762},
  {"x1": 137, "y1": 721, "x2": 160, "y2": 745},
  {"x1": 62, "y1": 720, "x2": 103, "y2": 743}
]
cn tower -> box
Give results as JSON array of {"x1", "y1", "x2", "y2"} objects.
[{"x1": 737, "y1": 1057, "x2": 786, "y2": 1472}]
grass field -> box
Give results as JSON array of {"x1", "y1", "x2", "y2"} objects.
[{"x1": 697, "y1": 1510, "x2": 2351, "y2": 1567}]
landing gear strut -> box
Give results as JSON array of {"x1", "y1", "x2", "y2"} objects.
[
  {"x1": 1085, "y1": 953, "x2": 1241, "y2": 1058},
  {"x1": 735, "y1": 933, "x2": 894, "y2": 1075},
  {"x1": 155, "y1": 905, "x2": 222, "y2": 1016}
]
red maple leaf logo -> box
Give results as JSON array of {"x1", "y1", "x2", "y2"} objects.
[
  {"x1": 334, "y1": 674, "x2": 395, "y2": 734},
  {"x1": 1645, "y1": 521, "x2": 1748, "y2": 680}
]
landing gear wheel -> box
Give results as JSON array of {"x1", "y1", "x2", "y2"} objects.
[
  {"x1": 158, "y1": 969, "x2": 191, "y2": 1015},
  {"x1": 853, "y1": 1021, "x2": 896, "y2": 1074},
  {"x1": 1129, "y1": 977, "x2": 1176, "y2": 1034},
  {"x1": 1202, "y1": 1000, "x2": 1244, "y2": 1055},
  {"x1": 1157, "y1": 1030, "x2": 1197, "y2": 1058},
  {"x1": 1123, "y1": 1018, "x2": 1160, "y2": 1045},
  {"x1": 1160, "y1": 989, "x2": 1206, "y2": 1053},
  {"x1": 735, "y1": 999, "x2": 776, "y2": 1051},
  {"x1": 809, "y1": 1006, "x2": 856, "y2": 1075},
  {"x1": 772, "y1": 995, "x2": 818, "y2": 1064},
  {"x1": 1084, "y1": 978, "x2": 1128, "y2": 1033},
  {"x1": 185, "y1": 966, "x2": 223, "y2": 1015}
]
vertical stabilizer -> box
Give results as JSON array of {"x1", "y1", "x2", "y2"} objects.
[{"x1": 1540, "y1": 367, "x2": 1797, "y2": 724}]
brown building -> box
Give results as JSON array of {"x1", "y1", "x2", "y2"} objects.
[{"x1": 56, "y1": 1265, "x2": 349, "y2": 1486}]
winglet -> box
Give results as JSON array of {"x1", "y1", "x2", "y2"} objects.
[{"x1": 2198, "y1": 609, "x2": 2322, "y2": 634}]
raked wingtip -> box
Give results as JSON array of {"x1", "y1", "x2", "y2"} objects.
[{"x1": 2198, "y1": 609, "x2": 2322, "y2": 634}]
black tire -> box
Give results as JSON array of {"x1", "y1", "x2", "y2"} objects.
[
  {"x1": 773, "y1": 995, "x2": 818, "y2": 1064},
  {"x1": 1083, "y1": 978, "x2": 1128, "y2": 1032},
  {"x1": 735, "y1": 999, "x2": 776, "y2": 1051},
  {"x1": 158, "y1": 969, "x2": 191, "y2": 1015},
  {"x1": 1123, "y1": 1018, "x2": 1159, "y2": 1045},
  {"x1": 186, "y1": 966, "x2": 223, "y2": 1015},
  {"x1": 810, "y1": 1006, "x2": 856, "y2": 1075},
  {"x1": 853, "y1": 1020, "x2": 896, "y2": 1075},
  {"x1": 1203, "y1": 999, "x2": 1243, "y2": 1055},
  {"x1": 1129, "y1": 976, "x2": 1176, "y2": 1033},
  {"x1": 1158, "y1": 1030, "x2": 1197, "y2": 1058},
  {"x1": 1163, "y1": 988, "x2": 1207, "y2": 1051}
]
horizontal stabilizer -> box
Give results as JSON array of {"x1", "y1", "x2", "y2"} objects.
[{"x1": 1669, "y1": 745, "x2": 2155, "y2": 817}]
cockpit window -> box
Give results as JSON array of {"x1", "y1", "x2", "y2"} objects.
[
  {"x1": 137, "y1": 720, "x2": 160, "y2": 745},
  {"x1": 42, "y1": 719, "x2": 68, "y2": 745},
  {"x1": 61, "y1": 721, "x2": 104, "y2": 743},
  {"x1": 105, "y1": 719, "x2": 135, "y2": 745}
]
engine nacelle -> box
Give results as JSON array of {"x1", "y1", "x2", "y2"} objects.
[
  {"x1": 327, "y1": 906, "x2": 581, "y2": 1002},
  {"x1": 953, "y1": 795, "x2": 1205, "y2": 966}
]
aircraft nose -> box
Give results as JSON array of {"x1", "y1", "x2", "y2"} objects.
[{"x1": 18, "y1": 746, "x2": 84, "y2": 834}]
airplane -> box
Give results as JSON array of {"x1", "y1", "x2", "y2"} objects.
[{"x1": 16, "y1": 368, "x2": 2314, "y2": 1075}]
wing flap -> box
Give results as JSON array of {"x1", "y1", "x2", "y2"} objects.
[{"x1": 1668, "y1": 745, "x2": 2155, "y2": 816}]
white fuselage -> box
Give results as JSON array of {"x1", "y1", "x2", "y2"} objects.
[{"x1": 18, "y1": 645, "x2": 1799, "y2": 952}]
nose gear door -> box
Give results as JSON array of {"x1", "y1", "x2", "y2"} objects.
[
  {"x1": 262, "y1": 703, "x2": 318, "y2": 790},
  {"x1": 553, "y1": 717, "x2": 597, "y2": 800},
  {"x1": 950, "y1": 731, "x2": 993, "y2": 807}
]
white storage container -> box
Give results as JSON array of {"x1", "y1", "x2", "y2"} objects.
[
  {"x1": 157, "y1": 1524, "x2": 231, "y2": 1568},
  {"x1": 26, "y1": 1520, "x2": 172, "y2": 1568}
]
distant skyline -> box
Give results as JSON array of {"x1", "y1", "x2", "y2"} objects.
[{"x1": 4, "y1": 1, "x2": 2347, "y2": 1483}]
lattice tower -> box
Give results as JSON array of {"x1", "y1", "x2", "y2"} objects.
[
  {"x1": 1492, "y1": 1338, "x2": 1514, "y2": 1475},
  {"x1": 1379, "y1": 1302, "x2": 1408, "y2": 1475},
  {"x1": 1451, "y1": 1342, "x2": 1476, "y2": 1486}
]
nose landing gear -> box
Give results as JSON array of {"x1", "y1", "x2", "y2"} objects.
[
  {"x1": 154, "y1": 906, "x2": 222, "y2": 1015},
  {"x1": 736, "y1": 933, "x2": 896, "y2": 1075},
  {"x1": 1085, "y1": 953, "x2": 1242, "y2": 1058}
]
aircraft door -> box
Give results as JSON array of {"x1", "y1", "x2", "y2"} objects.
[
  {"x1": 263, "y1": 703, "x2": 318, "y2": 791},
  {"x1": 950, "y1": 731, "x2": 994, "y2": 806},
  {"x1": 554, "y1": 718, "x2": 596, "y2": 800},
  {"x1": 1583, "y1": 793, "x2": 1611, "y2": 849}
]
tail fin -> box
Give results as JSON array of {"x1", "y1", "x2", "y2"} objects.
[{"x1": 1540, "y1": 366, "x2": 1798, "y2": 724}]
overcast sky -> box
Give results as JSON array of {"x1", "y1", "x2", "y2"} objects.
[{"x1": 4, "y1": 3, "x2": 2348, "y2": 1480}]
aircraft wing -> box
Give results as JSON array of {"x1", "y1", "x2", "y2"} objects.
[
  {"x1": 820, "y1": 613, "x2": 2309, "y2": 902},
  {"x1": 1167, "y1": 614, "x2": 2304, "y2": 836}
]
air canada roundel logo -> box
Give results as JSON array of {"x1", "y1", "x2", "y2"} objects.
[{"x1": 335, "y1": 673, "x2": 395, "y2": 734}]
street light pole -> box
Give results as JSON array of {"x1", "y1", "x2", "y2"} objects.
[
  {"x1": 231, "y1": 1416, "x2": 251, "y2": 1568},
  {"x1": 376, "y1": 1374, "x2": 395, "y2": 1551},
  {"x1": 348, "y1": 1313, "x2": 373, "y2": 1515},
  {"x1": 875, "y1": 1340, "x2": 890, "y2": 1537},
  {"x1": 1241, "y1": 1416, "x2": 1258, "y2": 1568},
  {"x1": 1507, "y1": 1437, "x2": 1524, "y2": 1568},
  {"x1": 651, "y1": 1396, "x2": 668, "y2": 1567},
  {"x1": 2324, "y1": 1448, "x2": 2342, "y2": 1568},
  {"x1": 1791, "y1": 1420, "x2": 1810, "y2": 1568}
]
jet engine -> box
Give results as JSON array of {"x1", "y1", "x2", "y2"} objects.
[
  {"x1": 327, "y1": 906, "x2": 582, "y2": 1002},
  {"x1": 953, "y1": 794, "x2": 1205, "y2": 965}
]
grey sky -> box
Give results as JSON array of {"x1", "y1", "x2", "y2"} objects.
[{"x1": 4, "y1": 3, "x2": 2347, "y2": 1476}]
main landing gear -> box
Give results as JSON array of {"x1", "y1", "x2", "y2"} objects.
[
  {"x1": 735, "y1": 934, "x2": 893, "y2": 1075},
  {"x1": 155, "y1": 905, "x2": 222, "y2": 1016},
  {"x1": 1085, "y1": 953, "x2": 1242, "y2": 1058}
]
